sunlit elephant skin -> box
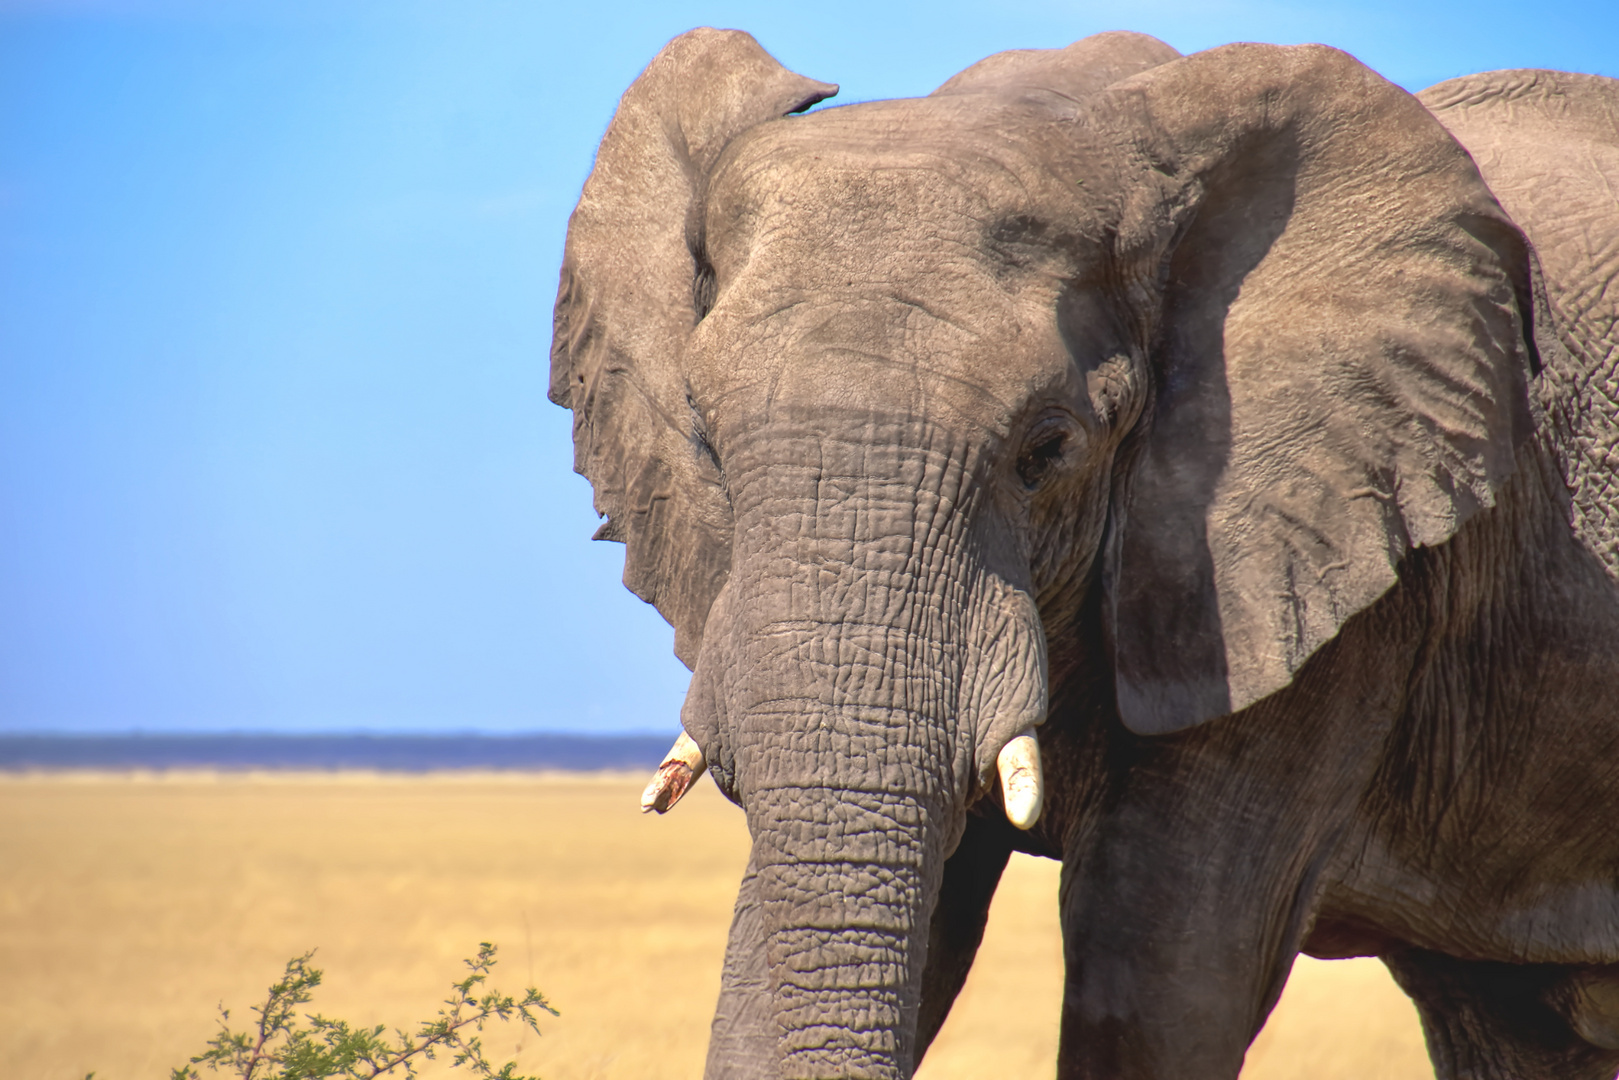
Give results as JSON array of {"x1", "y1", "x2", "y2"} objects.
[{"x1": 550, "y1": 28, "x2": 1619, "y2": 1080}]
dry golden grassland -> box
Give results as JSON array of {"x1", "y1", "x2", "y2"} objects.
[{"x1": 0, "y1": 772, "x2": 1432, "y2": 1079}]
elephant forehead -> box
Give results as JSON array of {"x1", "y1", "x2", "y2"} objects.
[
  {"x1": 689, "y1": 282, "x2": 1076, "y2": 445},
  {"x1": 689, "y1": 102, "x2": 1110, "y2": 450},
  {"x1": 694, "y1": 193, "x2": 1081, "y2": 431},
  {"x1": 707, "y1": 96, "x2": 1106, "y2": 281}
]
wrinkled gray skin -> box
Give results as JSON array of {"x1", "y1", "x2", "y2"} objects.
[{"x1": 551, "y1": 29, "x2": 1619, "y2": 1080}]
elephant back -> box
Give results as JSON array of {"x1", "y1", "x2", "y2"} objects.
[{"x1": 1423, "y1": 70, "x2": 1619, "y2": 584}]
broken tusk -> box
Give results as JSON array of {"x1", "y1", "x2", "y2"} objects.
[
  {"x1": 640, "y1": 731, "x2": 707, "y2": 814},
  {"x1": 997, "y1": 730, "x2": 1043, "y2": 830}
]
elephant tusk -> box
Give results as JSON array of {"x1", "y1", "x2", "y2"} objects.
[
  {"x1": 997, "y1": 730, "x2": 1044, "y2": 830},
  {"x1": 639, "y1": 732, "x2": 707, "y2": 815}
]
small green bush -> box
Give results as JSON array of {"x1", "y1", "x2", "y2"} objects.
[{"x1": 171, "y1": 942, "x2": 557, "y2": 1080}]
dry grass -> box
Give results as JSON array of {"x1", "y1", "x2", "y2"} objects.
[{"x1": 0, "y1": 772, "x2": 1430, "y2": 1079}]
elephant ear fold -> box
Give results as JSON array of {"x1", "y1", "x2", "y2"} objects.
[
  {"x1": 1099, "y1": 44, "x2": 1536, "y2": 735},
  {"x1": 550, "y1": 30, "x2": 836, "y2": 667}
]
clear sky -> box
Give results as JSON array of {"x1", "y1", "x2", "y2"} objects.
[{"x1": 2, "y1": 0, "x2": 1614, "y2": 734}]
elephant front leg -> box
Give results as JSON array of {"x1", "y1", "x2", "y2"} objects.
[
  {"x1": 1053, "y1": 724, "x2": 1369, "y2": 1078},
  {"x1": 913, "y1": 809, "x2": 1019, "y2": 1062},
  {"x1": 1383, "y1": 949, "x2": 1619, "y2": 1080},
  {"x1": 1055, "y1": 838, "x2": 1316, "y2": 1079}
]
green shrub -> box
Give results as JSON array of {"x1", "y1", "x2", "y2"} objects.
[{"x1": 171, "y1": 942, "x2": 556, "y2": 1080}]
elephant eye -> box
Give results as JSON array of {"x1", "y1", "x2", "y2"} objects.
[{"x1": 1017, "y1": 417, "x2": 1077, "y2": 489}]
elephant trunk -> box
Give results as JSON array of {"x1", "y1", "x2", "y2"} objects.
[
  {"x1": 756, "y1": 786, "x2": 942, "y2": 1077},
  {"x1": 691, "y1": 419, "x2": 1047, "y2": 1078},
  {"x1": 702, "y1": 662, "x2": 962, "y2": 1079}
]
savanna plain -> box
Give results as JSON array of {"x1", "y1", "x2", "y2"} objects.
[{"x1": 1, "y1": 772, "x2": 1433, "y2": 1079}]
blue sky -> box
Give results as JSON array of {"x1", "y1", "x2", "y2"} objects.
[{"x1": 2, "y1": 0, "x2": 1614, "y2": 733}]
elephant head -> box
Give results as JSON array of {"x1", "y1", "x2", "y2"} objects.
[{"x1": 551, "y1": 28, "x2": 1533, "y2": 1079}]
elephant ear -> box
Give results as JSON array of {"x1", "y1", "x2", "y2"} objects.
[
  {"x1": 1097, "y1": 45, "x2": 1536, "y2": 735},
  {"x1": 1420, "y1": 70, "x2": 1619, "y2": 585},
  {"x1": 550, "y1": 29, "x2": 836, "y2": 667}
]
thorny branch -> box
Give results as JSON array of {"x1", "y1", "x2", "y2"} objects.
[{"x1": 172, "y1": 943, "x2": 557, "y2": 1080}]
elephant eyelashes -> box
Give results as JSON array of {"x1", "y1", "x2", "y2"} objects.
[
  {"x1": 692, "y1": 255, "x2": 718, "y2": 321},
  {"x1": 1017, "y1": 418, "x2": 1077, "y2": 489},
  {"x1": 687, "y1": 395, "x2": 726, "y2": 487}
]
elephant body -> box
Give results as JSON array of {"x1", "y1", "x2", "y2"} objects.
[{"x1": 552, "y1": 30, "x2": 1619, "y2": 1079}]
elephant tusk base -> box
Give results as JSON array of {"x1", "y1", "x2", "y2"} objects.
[
  {"x1": 997, "y1": 730, "x2": 1044, "y2": 830},
  {"x1": 640, "y1": 732, "x2": 707, "y2": 814}
]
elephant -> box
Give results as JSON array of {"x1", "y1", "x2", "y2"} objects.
[{"x1": 549, "y1": 27, "x2": 1619, "y2": 1080}]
